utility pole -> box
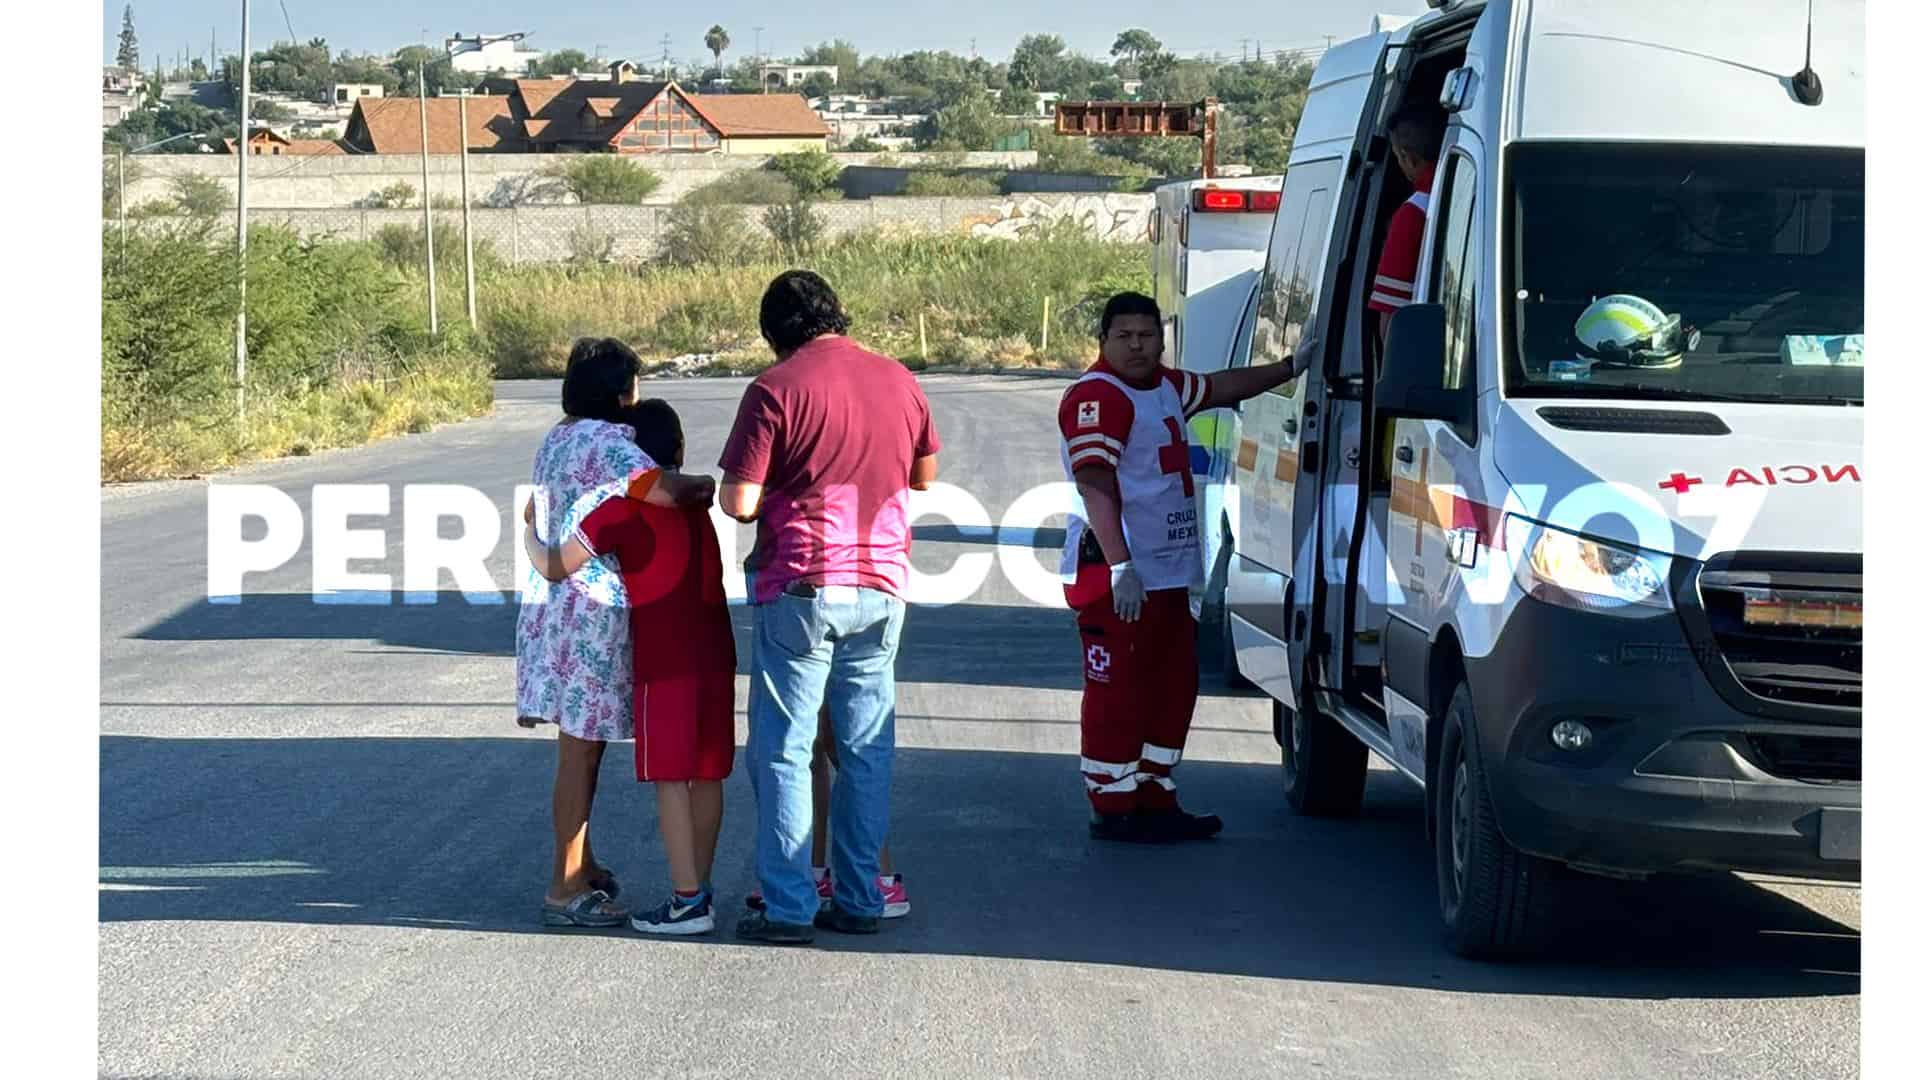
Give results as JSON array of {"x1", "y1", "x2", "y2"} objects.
[
  {"x1": 235, "y1": 0, "x2": 251, "y2": 418},
  {"x1": 754, "y1": 27, "x2": 765, "y2": 92},
  {"x1": 1239, "y1": 38, "x2": 1250, "y2": 64},
  {"x1": 417, "y1": 50, "x2": 438, "y2": 336},
  {"x1": 453, "y1": 90, "x2": 476, "y2": 327}
]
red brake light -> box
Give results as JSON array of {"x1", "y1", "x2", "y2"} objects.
[
  {"x1": 1250, "y1": 190, "x2": 1281, "y2": 212},
  {"x1": 1194, "y1": 189, "x2": 1248, "y2": 212}
]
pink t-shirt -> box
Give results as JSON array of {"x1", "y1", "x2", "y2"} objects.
[{"x1": 718, "y1": 336, "x2": 940, "y2": 604}]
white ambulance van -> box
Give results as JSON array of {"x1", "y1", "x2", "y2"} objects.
[
  {"x1": 1223, "y1": 0, "x2": 1863, "y2": 957},
  {"x1": 1148, "y1": 176, "x2": 1287, "y2": 644}
]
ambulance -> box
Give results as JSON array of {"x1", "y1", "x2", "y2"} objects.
[
  {"x1": 1145, "y1": 174, "x2": 1285, "y2": 660},
  {"x1": 1220, "y1": 0, "x2": 1863, "y2": 957}
]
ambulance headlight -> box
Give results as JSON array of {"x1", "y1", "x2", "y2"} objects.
[{"x1": 1507, "y1": 518, "x2": 1673, "y2": 617}]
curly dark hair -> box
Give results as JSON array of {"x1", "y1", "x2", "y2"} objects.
[
  {"x1": 758, "y1": 270, "x2": 852, "y2": 355},
  {"x1": 1098, "y1": 291, "x2": 1162, "y2": 339},
  {"x1": 560, "y1": 337, "x2": 642, "y2": 422}
]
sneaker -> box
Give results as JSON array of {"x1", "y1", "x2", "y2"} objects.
[
  {"x1": 1138, "y1": 806, "x2": 1224, "y2": 842},
  {"x1": 746, "y1": 869, "x2": 833, "y2": 912},
  {"x1": 629, "y1": 892, "x2": 715, "y2": 936},
  {"x1": 813, "y1": 901, "x2": 880, "y2": 935},
  {"x1": 735, "y1": 910, "x2": 815, "y2": 945},
  {"x1": 878, "y1": 874, "x2": 911, "y2": 919}
]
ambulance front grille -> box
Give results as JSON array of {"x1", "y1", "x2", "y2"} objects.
[{"x1": 1694, "y1": 564, "x2": 1861, "y2": 713}]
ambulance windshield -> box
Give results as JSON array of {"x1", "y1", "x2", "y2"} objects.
[{"x1": 1506, "y1": 143, "x2": 1863, "y2": 404}]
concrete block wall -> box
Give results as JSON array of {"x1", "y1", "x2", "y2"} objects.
[
  {"x1": 129, "y1": 192, "x2": 1153, "y2": 263},
  {"x1": 115, "y1": 150, "x2": 1042, "y2": 211}
]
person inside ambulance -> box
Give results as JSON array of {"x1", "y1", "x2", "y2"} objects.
[
  {"x1": 1367, "y1": 102, "x2": 1447, "y2": 347},
  {"x1": 1058, "y1": 292, "x2": 1301, "y2": 843}
]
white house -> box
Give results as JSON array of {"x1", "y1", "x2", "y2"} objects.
[{"x1": 762, "y1": 63, "x2": 839, "y2": 89}]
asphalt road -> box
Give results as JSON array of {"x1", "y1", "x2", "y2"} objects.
[{"x1": 100, "y1": 376, "x2": 1860, "y2": 1080}]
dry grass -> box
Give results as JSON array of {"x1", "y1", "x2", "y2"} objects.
[
  {"x1": 483, "y1": 229, "x2": 1148, "y2": 377},
  {"x1": 102, "y1": 356, "x2": 492, "y2": 483}
]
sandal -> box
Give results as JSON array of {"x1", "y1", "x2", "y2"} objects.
[{"x1": 540, "y1": 888, "x2": 626, "y2": 928}]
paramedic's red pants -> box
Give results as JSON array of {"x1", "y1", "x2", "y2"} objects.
[{"x1": 1065, "y1": 576, "x2": 1200, "y2": 815}]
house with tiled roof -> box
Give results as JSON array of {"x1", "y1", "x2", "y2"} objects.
[
  {"x1": 224, "y1": 127, "x2": 348, "y2": 156},
  {"x1": 505, "y1": 65, "x2": 830, "y2": 155},
  {"x1": 341, "y1": 96, "x2": 526, "y2": 154}
]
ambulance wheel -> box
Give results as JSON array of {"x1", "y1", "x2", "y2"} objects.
[
  {"x1": 1277, "y1": 694, "x2": 1368, "y2": 817},
  {"x1": 1434, "y1": 681, "x2": 1561, "y2": 959}
]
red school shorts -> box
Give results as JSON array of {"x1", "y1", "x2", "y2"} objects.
[{"x1": 634, "y1": 671, "x2": 737, "y2": 783}]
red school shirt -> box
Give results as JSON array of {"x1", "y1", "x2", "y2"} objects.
[{"x1": 575, "y1": 489, "x2": 736, "y2": 681}]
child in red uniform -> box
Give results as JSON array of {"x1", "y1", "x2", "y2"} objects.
[{"x1": 525, "y1": 399, "x2": 736, "y2": 935}]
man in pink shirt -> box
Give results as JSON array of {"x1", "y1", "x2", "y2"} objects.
[{"x1": 717, "y1": 271, "x2": 939, "y2": 944}]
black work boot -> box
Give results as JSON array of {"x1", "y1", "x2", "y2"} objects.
[
  {"x1": 1137, "y1": 805, "x2": 1224, "y2": 842},
  {"x1": 1090, "y1": 810, "x2": 1159, "y2": 843}
]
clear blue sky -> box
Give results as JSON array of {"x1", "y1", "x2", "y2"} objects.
[{"x1": 104, "y1": 0, "x2": 1401, "y2": 70}]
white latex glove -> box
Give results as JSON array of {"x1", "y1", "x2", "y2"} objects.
[{"x1": 1109, "y1": 560, "x2": 1145, "y2": 623}]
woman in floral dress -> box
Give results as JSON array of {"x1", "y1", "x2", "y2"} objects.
[{"x1": 517, "y1": 338, "x2": 656, "y2": 927}]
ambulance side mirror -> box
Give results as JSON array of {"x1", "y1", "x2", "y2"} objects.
[{"x1": 1376, "y1": 303, "x2": 1473, "y2": 429}]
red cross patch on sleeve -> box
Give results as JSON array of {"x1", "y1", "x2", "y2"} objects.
[{"x1": 1077, "y1": 400, "x2": 1100, "y2": 429}]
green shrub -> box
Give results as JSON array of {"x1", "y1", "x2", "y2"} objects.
[
  {"x1": 372, "y1": 222, "x2": 499, "y2": 274},
  {"x1": 362, "y1": 181, "x2": 417, "y2": 209},
  {"x1": 169, "y1": 174, "x2": 230, "y2": 218},
  {"x1": 659, "y1": 202, "x2": 764, "y2": 267},
  {"x1": 543, "y1": 155, "x2": 662, "y2": 205},
  {"x1": 682, "y1": 169, "x2": 798, "y2": 206},
  {"x1": 102, "y1": 223, "x2": 490, "y2": 480},
  {"x1": 767, "y1": 149, "x2": 844, "y2": 198},
  {"x1": 763, "y1": 200, "x2": 826, "y2": 259},
  {"x1": 564, "y1": 226, "x2": 617, "y2": 268},
  {"x1": 843, "y1": 134, "x2": 884, "y2": 152},
  {"x1": 900, "y1": 170, "x2": 1005, "y2": 197}
]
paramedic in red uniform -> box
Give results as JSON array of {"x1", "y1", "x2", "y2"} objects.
[
  {"x1": 1368, "y1": 103, "x2": 1447, "y2": 341},
  {"x1": 1060, "y1": 292, "x2": 1299, "y2": 842}
]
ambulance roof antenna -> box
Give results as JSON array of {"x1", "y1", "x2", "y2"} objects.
[{"x1": 1789, "y1": 0, "x2": 1824, "y2": 106}]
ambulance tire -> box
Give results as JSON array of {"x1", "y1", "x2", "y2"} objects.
[
  {"x1": 1434, "y1": 681, "x2": 1561, "y2": 959},
  {"x1": 1277, "y1": 694, "x2": 1368, "y2": 817}
]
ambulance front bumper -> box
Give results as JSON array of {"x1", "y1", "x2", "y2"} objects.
[{"x1": 1463, "y1": 593, "x2": 1860, "y2": 882}]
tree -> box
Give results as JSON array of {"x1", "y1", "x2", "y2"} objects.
[
  {"x1": 527, "y1": 48, "x2": 591, "y2": 79},
  {"x1": 800, "y1": 73, "x2": 835, "y2": 101},
  {"x1": 1008, "y1": 34, "x2": 1068, "y2": 91},
  {"x1": 1110, "y1": 28, "x2": 1163, "y2": 75},
  {"x1": 998, "y1": 85, "x2": 1039, "y2": 116},
  {"x1": 800, "y1": 40, "x2": 861, "y2": 86},
  {"x1": 704, "y1": 26, "x2": 731, "y2": 71},
  {"x1": 392, "y1": 46, "x2": 481, "y2": 96},
  {"x1": 1142, "y1": 58, "x2": 1216, "y2": 104},
  {"x1": 117, "y1": 6, "x2": 140, "y2": 71},
  {"x1": 916, "y1": 81, "x2": 1012, "y2": 151}
]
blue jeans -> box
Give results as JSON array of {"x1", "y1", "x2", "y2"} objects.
[{"x1": 747, "y1": 585, "x2": 907, "y2": 924}]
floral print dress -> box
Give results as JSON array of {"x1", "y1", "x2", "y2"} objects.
[{"x1": 515, "y1": 418, "x2": 656, "y2": 741}]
